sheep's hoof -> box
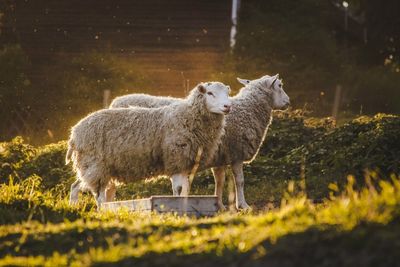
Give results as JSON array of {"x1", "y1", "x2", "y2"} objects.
[
  {"x1": 95, "y1": 202, "x2": 104, "y2": 212},
  {"x1": 217, "y1": 203, "x2": 227, "y2": 211},
  {"x1": 69, "y1": 199, "x2": 79, "y2": 206},
  {"x1": 237, "y1": 202, "x2": 252, "y2": 211}
]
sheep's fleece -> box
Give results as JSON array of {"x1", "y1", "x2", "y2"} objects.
[
  {"x1": 66, "y1": 82, "x2": 231, "y2": 206},
  {"x1": 109, "y1": 74, "x2": 290, "y2": 210}
]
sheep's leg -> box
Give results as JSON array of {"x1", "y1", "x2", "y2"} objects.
[
  {"x1": 80, "y1": 165, "x2": 108, "y2": 210},
  {"x1": 94, "y1": 182, "x2": 107, "y2": 211},
  {"x1": 69, "y1": 180, "x2": 81, "y2": 205},
  {"x1": 105, "y1": 181, "x2": 117, "y2": 202},
  {"x1": 231, "y1": 162, "x2": 251, "y2": 211},
  {"x1": 170, "y1": 173, "x2": 189, "y2": 196},
  {"x1": 170, "y1": 174, "x2": 182, "y2": 196},
  {"x1": 179, "y1": 173, "x2": 190, "y2": 196},
  {"x1": 211, "y1": 167, "x2": 226, "y2": 211}
]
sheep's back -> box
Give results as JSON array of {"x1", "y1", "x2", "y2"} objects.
[
  {"x1": 110, "y1": 94, "x2": 181, "y2": 108},
  {"x1": 72, "y1": 108, "x2": 167, "y2": 180}
]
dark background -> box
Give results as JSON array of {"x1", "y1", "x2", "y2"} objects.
[{"x1": 1, "y1": 0, "x2": 399, "y2": 144}]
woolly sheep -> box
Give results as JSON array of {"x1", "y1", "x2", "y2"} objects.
[
  {"x1": 110, "y1": 94, "x2": 178, "y2": 109},
  {"x1": 66, "y1": 82, "x2": 232, "y2": 208},
  {"x1": 107, "y1": 74, "x2": 290, "y2": 210}
]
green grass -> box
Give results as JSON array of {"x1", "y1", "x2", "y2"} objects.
[
  {"x1": 0, "y1": 111, "x2": 399, "y2": 266},
  {"x1": 1, "y1": 111, "x2": 399, "y2": 206},
  {"x1": 0, "y1": 174, "x2": 399, "y2": 266}
]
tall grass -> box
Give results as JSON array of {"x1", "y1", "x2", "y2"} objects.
[{"x1": 0, "y1": 173, "x2": 399, "y2": 266}]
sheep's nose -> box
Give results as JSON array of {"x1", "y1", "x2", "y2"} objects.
[
  {"x1": 223, "y1": 104, "x2": 231, "y2": 113},
  {"x1": 283, "y1": 101, "x2": 290, "y2": 109}
]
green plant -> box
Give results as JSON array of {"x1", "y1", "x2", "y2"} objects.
[
  {"x1": 1, "y1": 112, "x2": 399, "y2": 206},
  {"x1": 0, "y1": 136, "x2": 35, "y2": 183},
  {"x1": 25, "y1": 141, "x2": 75, "y2": 190},
  {"x1": 0, "y1": 172, "x2": 400, "y2": 266}
]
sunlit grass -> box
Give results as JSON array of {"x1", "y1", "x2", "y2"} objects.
[
  {"x1": 0, "y1": 112, "x2": 399, "y2": 265},
  {"x1": 0, "y1": 173, "x2": 399, "y2": 266}
]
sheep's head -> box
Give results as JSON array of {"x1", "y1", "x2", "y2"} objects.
[
  {"x1": 237, "y1": 74, "x2": 290, "y2": 110},
  {"x1": 197, "y1": 82, "x2": 232, "y2": 114}
]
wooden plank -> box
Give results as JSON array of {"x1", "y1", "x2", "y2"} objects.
[
  {"x1": 151, "y1": 196, "x2": 218, "y2": 217},
  {"x1": 101, "y1": 196, "x2": 219, "y2": 217},
  {"x1": 101, "y1": 198, "x2": 152, "y2": 212}
]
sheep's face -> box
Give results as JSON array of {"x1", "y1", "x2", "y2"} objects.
[
  {"x1": 269, "y1": 75, "x2": 290, "y2": 110},
  {"x1": 237, "y1": 74, "x2": 290, "y2": 110},
  {"x1": 198, "y1": 82, "x2": 232, "y2": 114}
]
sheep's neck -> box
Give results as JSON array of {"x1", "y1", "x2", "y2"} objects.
[
  {"x1": 228, "y1": 87, "x2": 273, "y2": 163},
  {"x1": 190, "y1": 109, "x2": 224, "y2": 143},
  {"x1": 245, "y1": 89, "x2": 273, "y2": 127},
  {"x1": 187, "y1": 102, "x2": 225, "y2": 165}
]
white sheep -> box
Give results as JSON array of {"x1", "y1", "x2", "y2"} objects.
[
  {"x1": 66, "y1": 82, "x2": 231, "y2": 208},
  {"x1": 110, "y1": 94, "x2": 178, "y2": 109},
  {"x1": 107, "y1": 74, "x2": 290, "y2": 210}
]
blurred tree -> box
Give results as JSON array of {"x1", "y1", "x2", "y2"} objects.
[
  {"x1": 349, "y1": 0, "x2": 400, "y2": 66},
  {"x1": 365, "y1": 0, "x2": 400, "y2": 66},
  {"x1": 0, "y1": 45, "x2": 35, "y2": 138},
  {"x1": 232, "y1": 0, "x2": 400, "y2": 114}
]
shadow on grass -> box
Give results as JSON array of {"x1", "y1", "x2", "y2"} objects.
[
  {"x1": 0, "y1": 225, "x2": 131, "y2": 258},
  {"x1": 0, "y1": 201, "x2": 82, "y2": 225},
  {"x1": 0, "y1": 216, "x2": 249, "y2": 258},
  {"x1": 94, "y1": 219, "x2": 400, "y2": 267}
]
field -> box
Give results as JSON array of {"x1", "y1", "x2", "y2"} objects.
[
  {"x1": 0, "y1": 111, "x2": 399, "y2": 266},
  {"x1": 1, "y1": 0, "x2": 400, "y2": 265}
]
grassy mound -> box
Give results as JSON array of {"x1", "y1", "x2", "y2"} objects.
[
  {"x1": 249, "y1": 113, "x2": 400, "y2": 200},
  {"x1": 0, "y1": 111, "x2": 399, "y2": 265},
  {"x1": 0, "y1": 174, "x2": 399, "y2": 266},
  {"x1": 1, "y1": 112, "x2": 399, "y2": 207}
]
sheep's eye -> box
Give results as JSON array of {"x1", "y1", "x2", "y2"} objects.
[
  {"x1": 279, "y1": 84, "x2": 282, "y2": 88},
  {"x1": 207, "y1": 92, "x2": 214, "y2": 96}
]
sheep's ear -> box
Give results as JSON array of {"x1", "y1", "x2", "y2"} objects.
[
  {"x1": 237, "y1": 77, "x2": 251, "y2": 86},
  {"x1": 271, "y1": 74, "x2": 279, "y2": 87},
  {"x1": 198, "y1": 84, "x2": 207, "y2": 94}
]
